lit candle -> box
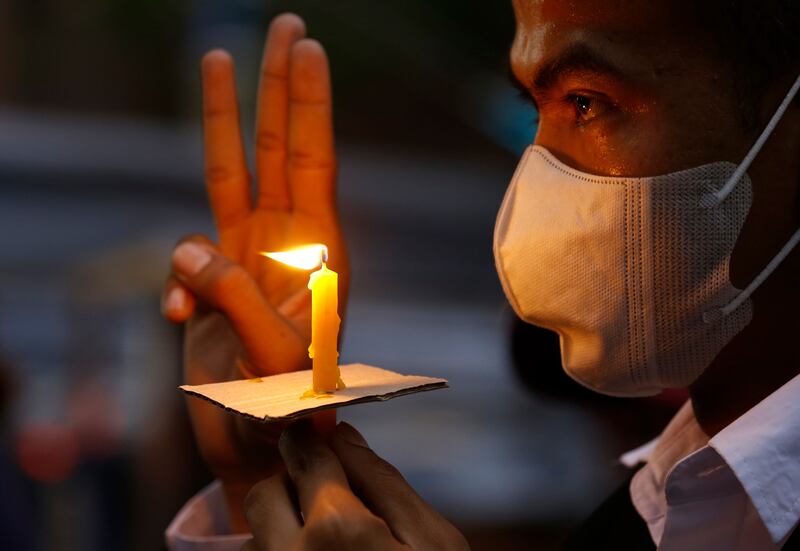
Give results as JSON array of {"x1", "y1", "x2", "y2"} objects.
[
  {"x1": 262, "y1": 244, "x2": 343, "y2": 395},
  {"x1": 307, "y1": 259, "x2": 342, "y2": 392}
]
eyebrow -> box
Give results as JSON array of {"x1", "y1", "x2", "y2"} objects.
[{"x1": 516, "y1": 43, "x2": 627, "y2": 94}]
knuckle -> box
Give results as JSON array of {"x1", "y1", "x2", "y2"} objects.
[
  {"x1": 308, "y1": 507, "x2": 348, "y2": 544},
  {"x1": 310, "y1": 492, "x2": 390, "y2": 543},
  {"x1": 256, "y1": 130, "x2": 285, "y2": 152},
  {"x1": 351, "y1": 515, "x2": 392, "y2": 543},
  {"x1": 206, "y1": 165, "x2": 235, "y2": 186},
  {"x1": 257, "y1": 191, "x2": 290, "y2": 211},
  {"x1": 363, "y1": 450, "x2": 402, "y2": 480},
  {"x1": 243, "y1": 478, "x2": 273, "y2": 512},
  {"x1": 309, "y1": 507, "x2": 388, "y2": 546},
  {"x1": 202, "y1": 106, "x2": 227, "y2": 119},
  {"x1": 289, "y1": 150, "x2": 335, "y2": 172},
  {"x1": 261, "y1": 71, "x2": 286, "y2": 86},
  {"x1": 209, "y1": 263, "x2": 251, "y2": 298}
]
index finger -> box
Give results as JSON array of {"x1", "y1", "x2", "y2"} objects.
[
  {"x1": 278, "y1": 422, "x2": 358, "y2": 517},
  {"x1": 202, "y1": 50, "x2": 252, "y2": 240}
]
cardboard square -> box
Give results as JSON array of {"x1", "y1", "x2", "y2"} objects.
[{"x1": 179, "y1": 363, "x2": 448, "y2": 422}]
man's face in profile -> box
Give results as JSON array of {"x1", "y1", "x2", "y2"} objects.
[{"x1": 510, "y1": 0, "x2": 751, "y2": 178}]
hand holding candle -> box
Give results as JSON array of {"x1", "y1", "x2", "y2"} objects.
[{"x1": 162, "y1": 13, "x2": 350, "y2": 532}]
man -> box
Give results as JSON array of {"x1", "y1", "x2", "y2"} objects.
[{"x1": 164, "y1": 1, "x2": 800, "y2": 549}]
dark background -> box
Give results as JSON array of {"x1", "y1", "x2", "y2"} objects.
[{"x1": 0, "y1": 2, "x2": 680, "y2": 549}]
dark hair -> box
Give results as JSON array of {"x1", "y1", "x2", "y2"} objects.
[{"x1": 700, "y1": 0, "x2": 800, "y2": 130}]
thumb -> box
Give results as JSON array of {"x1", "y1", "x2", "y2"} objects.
[{"x1": 171, "y1": 236, "x2": 306, "y2": 374}]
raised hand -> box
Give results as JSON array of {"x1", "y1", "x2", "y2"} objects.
[{"x1": 161, "y1": 13, "x2": 349, "y2": 532}]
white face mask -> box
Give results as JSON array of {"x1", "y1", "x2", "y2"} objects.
[{"x1": 494, "y1": 75, "x2": 800, "y2": 397}]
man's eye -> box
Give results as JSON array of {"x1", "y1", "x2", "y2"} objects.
[{"x1": 568, "y1": 94, "x2": 606, "y2": 124}]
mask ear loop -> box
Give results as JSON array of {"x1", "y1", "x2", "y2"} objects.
[
  {"x1": 702, "y1": 73, "x2": 800, "y2": 208},
  {"x1": 702, "y1": 73, "x2": 800, "y2": 324},
  {"x1": 704, "y1": 227, "x2": 800, "y2": 323}
]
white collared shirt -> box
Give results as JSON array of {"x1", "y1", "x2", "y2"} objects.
[
  {"x1": 622, "y1": 373, "x2": 800, "y2": 550},
  {"x1": 165, "y1": 481, "x2": 250, "y2": 551}
]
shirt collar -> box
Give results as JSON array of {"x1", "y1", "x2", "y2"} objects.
[
  {"x1": 622, "y1": 372, "x2": 800, "y2": 544},
  {"x1": 648, "y1": 401, "x2": 710, "y2": 483},
  {"x1": 624, "y1": 401, "x2": 711, "y2": 545},
  {"x1": 709, "y1": 372, "x2": 800, "y2": 543}
]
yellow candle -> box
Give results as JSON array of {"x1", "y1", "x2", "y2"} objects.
[
  {"x1": 308, "y1": 262, "x2": 342, "y2": 392},
  {"x1": 262, "y1": 244, "x2": 344, "y2": 395}
]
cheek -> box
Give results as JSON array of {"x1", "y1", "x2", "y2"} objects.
[
  {"x1": 627, "y1": 111, "x2": 736, "y2": 175},
  {"x1": 535, "y1": 101, "x2": 733, "y2": 178},
  {"x1": 533, "y1": 76, "x2": 750, "y2": 178},
  {"x1": 535, "y1": 115, "x2": 642, "y2": 176},
  {"x1": 630, "y1": 87, "x2": 747, "y2": 174}
]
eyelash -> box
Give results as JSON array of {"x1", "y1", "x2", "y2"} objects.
[
  {"x1": 564, "y1": 92, "x2": 612, "y2": 125},
  {"x1": 512, "y1": 80, "x2": 612, "y2": 128}
]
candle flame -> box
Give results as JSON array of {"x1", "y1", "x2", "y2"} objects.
[{"x1": 261, "y1": 244, "x2": 328, "y2": 270}]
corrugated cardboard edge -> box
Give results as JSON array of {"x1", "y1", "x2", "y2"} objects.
[{"x1": 179, "y1": 380, "x2": 449, "y2": 423}]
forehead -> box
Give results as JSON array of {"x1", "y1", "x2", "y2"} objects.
[
  {"x1": 510, "y1": 0, "x2": 702, "y2": 78},
  {"x1": 513, "y1": 0, "x2": 679, "y2": 28}
]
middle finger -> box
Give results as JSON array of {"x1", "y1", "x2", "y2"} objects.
[{"x1": 255, "y1": 13, "x2": 306, "y2": 211}]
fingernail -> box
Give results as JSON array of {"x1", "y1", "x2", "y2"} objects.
[
  {"x1": 335, "y1": 422, "x2": 368, "y2": 447},
  {"x1": 165, "y1": 287, "x2": 187, "y2": 313},
  {"x1": 173, "y1": 243, "x2": 212, "y2": 276}
]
